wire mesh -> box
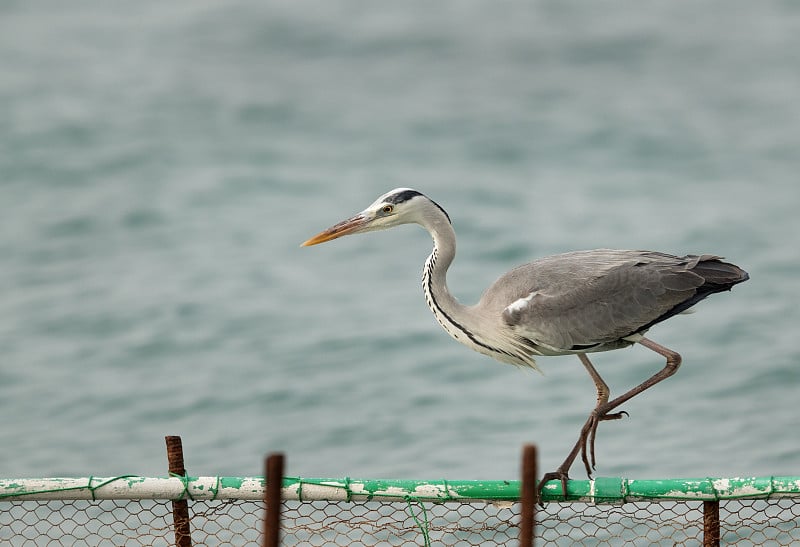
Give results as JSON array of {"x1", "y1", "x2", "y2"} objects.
[{"x1": 2, "y1": 496, "x2": 800, "y2": 546}]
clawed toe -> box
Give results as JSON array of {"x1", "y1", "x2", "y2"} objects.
[
  {"x1": 538, "y1": 470, "x2": 571, "y2": 506},
  {"x1": 601, "y1": 410, "x2": 629, "y2": 421},
  {"x1": 580, "y1": 408, "x2": 630, "y2": 474},
  {"x1": 544, "y1": 404, "x2": 633, "y2": 504}
]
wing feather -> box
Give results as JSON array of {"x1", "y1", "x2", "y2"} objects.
[{"x1": 492, "y1": 251, "x2": 708, "y2": 351}]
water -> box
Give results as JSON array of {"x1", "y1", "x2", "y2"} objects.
[{"x1": 1, "y1": 1, "x2": 798, "y2": 484}]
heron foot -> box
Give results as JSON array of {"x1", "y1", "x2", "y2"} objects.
[
  {"x1": 538, "y1": 469, "x2": 571, "y2": 506},
  {"x1": 580, "y1": 409, "x2": 630, "y2": 476},
  {"x1": 540, "y1": 408, "x2": 630, "y2": 505}
]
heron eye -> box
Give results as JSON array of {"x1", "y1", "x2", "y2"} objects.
[{"x1": 382, "y1": 205, "x2": 394, "y2": 214}]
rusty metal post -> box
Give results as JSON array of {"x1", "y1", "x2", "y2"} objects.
[
  {"x1": 519, "y1": 444, "x2": 538, "y2": 547},
  {"x1": 165, "y1": 436, "x2": 192, "y2": 547},
  {"x1": 703, "y1": 500, "x2": 720, "y2": 546},
  {"x1": 263, "y1": 452, "x2": 284, "y2": 547}
]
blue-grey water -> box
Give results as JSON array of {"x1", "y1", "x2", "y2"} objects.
[{"x1": 1, "y1": 1, "x2": 798, "y2": 485}]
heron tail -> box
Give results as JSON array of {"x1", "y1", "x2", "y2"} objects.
[{"x1": 687, "y1": 255, "x2": 750, "y2": 289}]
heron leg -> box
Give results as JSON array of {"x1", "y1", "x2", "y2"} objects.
[
  {"x1": 539, "y1": 338, "x2": 682, "y2": 503},
  {"x1": 538, "y1": 376, "x2": 627, "y2": 502},
  {"x1": 538, "y1": 355, "x2": 628, "y2": 503},
  {"x1": 577, "y1": 353, "x2": 628, "y2": 474},
  {"x1": 599, "y1": 337, "x2": 682, "y2": 415}
]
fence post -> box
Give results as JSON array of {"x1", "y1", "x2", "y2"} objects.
[
  {"x1": 165, "y1": 436, "x2": 192, "y2": 547},
  {"x1": 519, "y1": 444, "x2": 538, "y2": 547},
  {"x1": 263, "y1": 452, "x2": 284, "y2": 547},
  {"x1": 703, "y1": 500, "x2": 720, "y2": 546}
]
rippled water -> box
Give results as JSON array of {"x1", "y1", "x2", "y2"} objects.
[{"x1": 1, "y1": 1, "x2": 798, "y2": 483}]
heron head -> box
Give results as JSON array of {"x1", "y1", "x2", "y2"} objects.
[{"x1": 301, "y1": 188, "x2": 444, "y2": 246}]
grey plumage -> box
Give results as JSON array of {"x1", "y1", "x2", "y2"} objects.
[
  {"x1": 302, "y1": 188, "x2": 749, "y2": 496},
  {"x1": 493, "y1": 250, "x2": 748, "y2": 356}
]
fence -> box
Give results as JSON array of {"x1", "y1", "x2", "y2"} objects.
[{"x1": 1, "y1": 437, "x2": 799, "y2": 545}]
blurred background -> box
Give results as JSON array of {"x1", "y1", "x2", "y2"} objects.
[{"x1": 1, "y1": 1, "x2": 798, "y2": 481}]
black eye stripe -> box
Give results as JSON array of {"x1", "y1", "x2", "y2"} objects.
[
  {"x1": 384, "y1": 190, "x2": 451, "y2": 224},
  {"x1": 385, "y1": 190, "x2": 423, "y2": 205}
]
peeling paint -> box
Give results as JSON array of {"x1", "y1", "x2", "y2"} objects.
[
  {"x1": 713, "y1": 478, "x2": 731, "y2": 492},
  {"x1": 1, "y1": 476, "x2": 799, "y2": 503}
]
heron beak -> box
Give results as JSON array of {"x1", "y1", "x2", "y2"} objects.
[{"x1": 301, "y1": 214, "x2": 371, "y2": 246}]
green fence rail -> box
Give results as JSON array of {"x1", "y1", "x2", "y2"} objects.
[{"x1": 2, "y1": 475, "x2": 799, "y2": 503}]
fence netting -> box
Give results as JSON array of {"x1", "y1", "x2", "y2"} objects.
[{"x1": 2, "y1": 496, "x2": 799, "y2": 546}]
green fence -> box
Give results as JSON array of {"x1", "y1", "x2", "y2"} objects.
[{"x1": 2, "y1": 474, "x2": 799, "y2": 545}]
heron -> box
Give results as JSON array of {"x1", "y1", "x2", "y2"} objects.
[{"x1": 301, "y1": 188, "x2": 749, "y2": 496}]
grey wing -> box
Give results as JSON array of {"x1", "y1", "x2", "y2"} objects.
[{"x1": 498, "y1": 254, "x2": 706, "y2": 351}]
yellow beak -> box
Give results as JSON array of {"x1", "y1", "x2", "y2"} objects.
[{"x1": 301, "y1": 214, "x2": 370, "y2": 247}]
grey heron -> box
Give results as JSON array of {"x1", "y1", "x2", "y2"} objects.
[{"x1": 302, "y1": 188, "x2": 749, "y2": 496}]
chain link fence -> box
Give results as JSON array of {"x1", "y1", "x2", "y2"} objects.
[
  {"x1": 2, "y1": 440, "x2": 798, "y2": 545},
  {"x1": 2, "y1": 479, "x2": 800, "y2": 545}
]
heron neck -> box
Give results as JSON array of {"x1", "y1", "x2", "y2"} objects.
[
  {"x1": 421, "y1": 218, "x2": 476, "y2": 336},
  {"x1": 418, "y1": 206, "x2": 538, "y2": 369}
]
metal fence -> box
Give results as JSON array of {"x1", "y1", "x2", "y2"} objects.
[
  {"x1": 1, "y1": 438, "x2": 799, "y2": 545},
  {"x1": 3, "y1": 475, "x2": 800, "y2": 545}
]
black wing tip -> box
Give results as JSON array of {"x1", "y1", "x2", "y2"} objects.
[
  {"x1": 690, "y1": 256, "x2": 750, "y2": 288},
  {"x1": 629, "y1": 255, "x2": 749, "y2": 337}
]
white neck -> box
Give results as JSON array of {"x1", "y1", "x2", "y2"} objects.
[
  {"x1": 417, "y1": 202, "x2": 538, "y2": 369},
  {"x1": 419, "y1": 209, "x2": 492, "y2": 353}
]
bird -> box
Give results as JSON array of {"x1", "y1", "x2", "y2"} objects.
[{"x1": 301, "y1": 188, "x2": 749, "y2": 498}]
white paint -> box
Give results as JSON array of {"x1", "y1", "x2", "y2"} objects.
[
  {"x1": 2, "y1": 476, "x2": 799, "y2": 503},
  {"x1": 0, "y1": 477, "x2": 476, "y2": 503},
  {"x1": 713, "y1": 478, "x2": 732, "y2": 492},
  {"x1": 0, "y1": 477, "x2": 272, "y2": 501}
]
